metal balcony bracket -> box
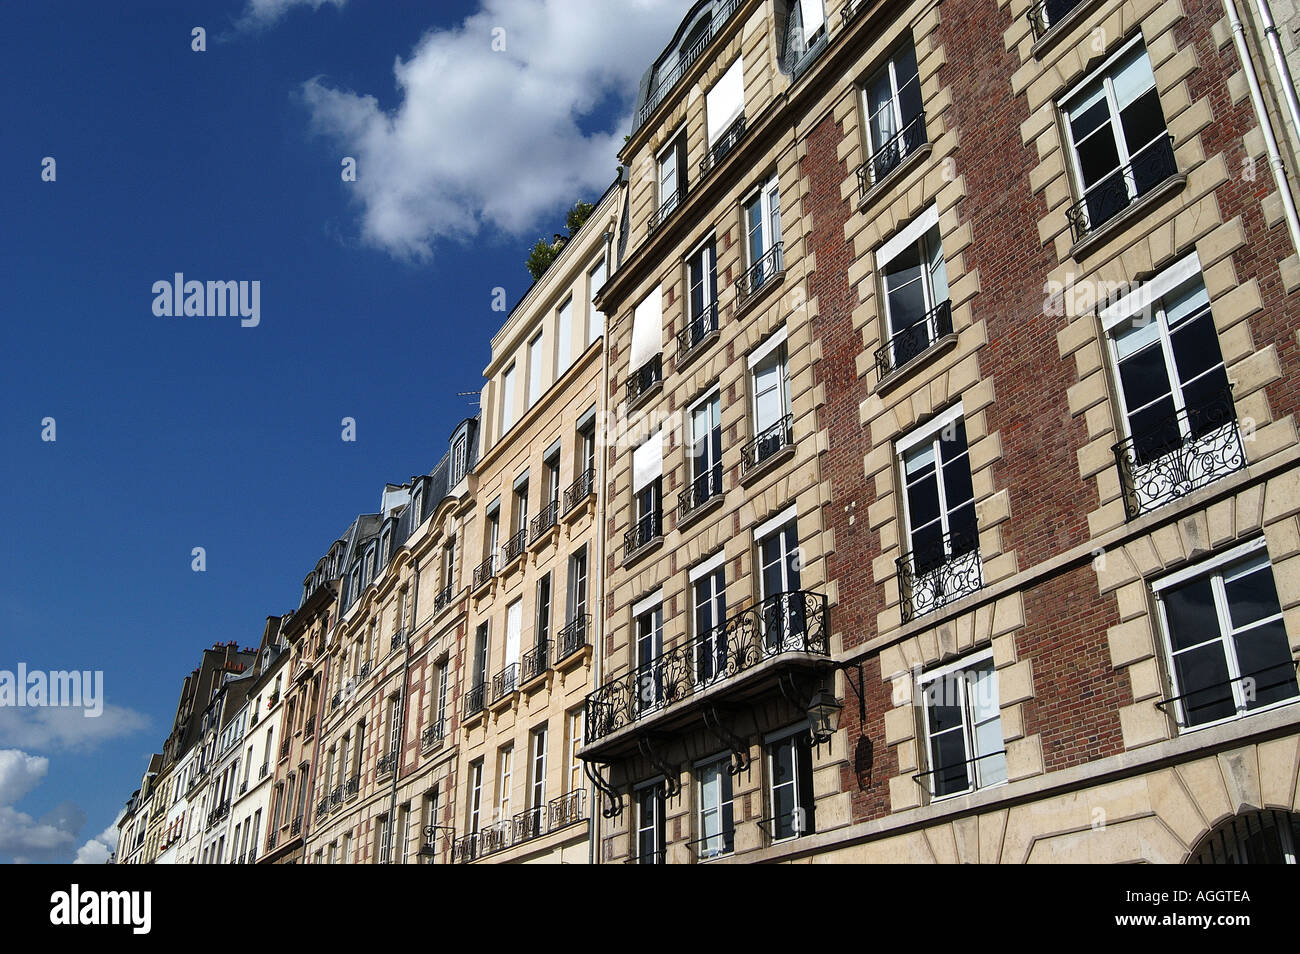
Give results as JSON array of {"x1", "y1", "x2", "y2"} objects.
[
  {"x1": 839, "y1": 662, "x2": 867, "y2": 723},
  {"x1": 636, "y1": 737, "x2": 681, "y2": 798},
  {"x1": 777, "y1": 672, "x2": 811, "y2": 711},
  {"x1": 702, "y1": 706, "x2": 750, "y2": 775},
  {"x1": 583, "y1": 760, "x2": 624, "y2": 820}
]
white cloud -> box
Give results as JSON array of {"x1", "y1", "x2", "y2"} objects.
[
  {"x1": 0, "y1": 705, "x2": 149, "y2": 753},
  {"x1": 74, "y1": 818, "x2": 121, "y2": 865},
  {"x1": 237, "y1": 0, "x2": 346, "y2": 30},
  {"x1": 0, "y1": 750, "x2": 47, "y2": 805},
  {"x1": 302, "y1": 0, "x2": 685, "y2": 261},
  {"x1": 0, "y1": 750, "x2": 82, "y2": 863}
]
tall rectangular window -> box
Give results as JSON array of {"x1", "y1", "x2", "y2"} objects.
[
  {"x1": 635, "y1": 597, "x2": 664, "y2": 714},
  {"x1": 697, "y1": 756, "x2": 735, "y2": 858},
  {"x1": 656, "y1": 128, "x2": 687, "y2": 220},
  {"x1": 500, "y1": 364, "x2": 516, "y2": 435},
  {"x1": 529, "y1": 724, "x2": 548, "y2": 813},
  {"x1": 473, "y1": 623, "x2": 489, "y2": 692},
  {"x1": 920, "y1": 652, "x2": 1006, "y2": 798},
  {"x1": 758, "y1": 512, "x2": 804, "y2": 651},
  {"x1": 636, "y1": 782, "x2": 665, "y2": 864},
  {"x1": 567, "y1": 546, "x2": 589, "y2": 627},
  {"x1": 588, "y1": 257, "x2": 607, "y2": 344},
  {"x1": 876, "y1": 206, "x2": 950, "y2": 373},
  {"x1": 536, "y1": 574, "x2": 552, "y2": 656},
  {"x1": 1155, "y1": 539, "x2": 1297, "y2": 730},
  {"x1": 505, "y1": 599, "x2": 523, "y2": 679},
  {"x1": 747, "y1": 331, "x2": 792, "y2": 470},
  {"x1": 468, "y1": 760, "x2": 484, "y2": 834},
  {"x1": 557, "y1": 297, "x2": 573, "y2": 375},
  {"x1": 742, "y1": 175, "x2": 782, "y2": 285},
  {"x1": 528, "y1": 331, "x2": 544, "y2": 407},
  {"x1": 386, "y1": 695, "x2": 401, "y2": 756},
  {"x1": 496, "y1": 745, "x2": 513, "y2": 823},
  {"x1": 691, "y1": 553, "x2": 728, "y2": 683},
  {"x1": 767, "y1": 727, "x2": 815, "y2": 841},
  {"x1": 684, "y1": 237, "x2": 719, "y2": 350},
  {"x1": 566, "y1": 709, "x2": 584, "y2": 795},
  {"x1": 861, "y1": 39, "x2": 924, "y2": 185},
  {"x1": 435, "y1": 660, "x2": 449, "y2": 732},
  {"x1": 688, "y1": 390, "x2": 723, "y2": 507},
  {"x1": 706, "y1": 57, "x2": 744, "y2": 148}
]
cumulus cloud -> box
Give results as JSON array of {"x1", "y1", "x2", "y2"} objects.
[
  {"x1": 74, "y1": 818, "x2": 121, "y2": 865},
  {"x1": 0, "y1": 750, "x2": 82, "y2": 863},
  {"x1": 301, "y1": 0, "x2": 684, "y2": 260},
  {"x1": 0, "y1": 750, "x2": 47, "y2": 806},
  {"x1": 0, "y1": 704, "x2": 149, "y2": 753},
  {"x1": 237, "y1": 0, "x2": 346, "y2": 30}
]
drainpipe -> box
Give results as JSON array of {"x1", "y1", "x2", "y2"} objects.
[
  {"x1": 1224, "y1": 0, "x2": 1300, "y2": 254},
  {"x1": 1255, "y1": 0, "x2": 1300, "y2": 160},
  {"x1": 388, "y1": 553, "x2": 419, "y2": 862}
]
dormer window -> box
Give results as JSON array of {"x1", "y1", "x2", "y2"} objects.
[
  {"x1": 411, "y1": 481, "x2": 425, "y2": 526},
  {"x1": 450, "y1": 436, "x2": 467, "y2": 486}
]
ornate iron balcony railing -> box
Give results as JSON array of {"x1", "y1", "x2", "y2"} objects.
[
  {"x1": 530, "y1": 500, "x2": 559, "y2": 543},
  {"x1": 330, "y1": 690, "x2": 343, "y2": 711},
  {"x1": 259, "y1": 761, "x2": 269, "y2": 779},
  {"x1": 279, "y1": 738, "x2": 291, "y2": 761},
  {"x1": 433, "y1": 581, "x2": 455, "y2": 613},
  {"x1": 564, "y1": 468, "x2": 595, "y2": 513},
  {"x1": 358, "y1": 659, "x2": 372, "y2": 679},
  {"x1": 267, "y1": 830, "x2": 278, "y2": 851},
  {"x1": 345, "y1": 774, "x2": 360, "y2": 799},
  {"x1": 421, "y1": 721, "x2": 445, "y2": 753},
  {"x1": 648, "y1": 185, "x2": 686, "y2": 235},
  {"x1": 624, "y1": 510, "x2": 662, "y2": 559},
  {"x1": 1066, "y1": 134, "x2": 1177, "y2": 242},
  {"x1": 377, "y1": 751, "x2": 398, "y2": 777},
  {"x1": 557, "y1": 614, "x2": 590, "y2": 662},
  {"x1": 290, "y1": 814, "x2": 303, "y2": 837},
  {"x1": 512, "y1": 806, "x2": 546, "y2": 845},
  {"x1": 626, "y1": 354, "x2": 663, "y2": 406},
  {"x1": 630, "y1": 0, "x2": 744, "y2": 136},
  {"x1": 451, "y1": 832, "x2": 480, "y2": 863},
  {"x1": 699, "y1": 113, "x2": 747, "y2": 178},
  {"x1": 239, "y1": 779, "x2": 248, "y2": 795},
  {"x1": 491, "y1": 663, "x2": 519, "y2": 703},
  {"x1": 736, "y1": 242, "x2": 784, "y2": 304},
  {"x1": 1027, "y1": 0, "x2": 1084, "y2": 40},
  {"x1": 857, "y1": 112, "x2": 927, "y2": 196},
  {"x1": 479, "y1": 821, "x2": 512, "y2": 857},
  {"x1": 304, "y1": 715, "x2": 316, "y2": 738},
  {"x1": 522, "y1": 640, "x2": 551, "y2": 683},
  {"x1": 548, "y1": 789, "x2": 585, "y2": 831},
  {"x1": 677, "y1": 301, "x2": 720, "y2": 359},
  {"x1": 328, "y1": 785, "x2": 343, "y2": 809},
  {"x1": 472, "y1": 555, "x2": 496, "y2": 590},
  {"x1": 502, "y1": 528, "x2": 527, "y2": 566},
  {"x1": 391, "y1": 628, "x2": 407, "y2": 653},
  {"x1": 1113, "y1": 388, "x2": 1243, "y2": 520},
  {"x1": 876, "y1": 300, "x2": 953, "y2": 378},
  {"x1": 896, "y1": 531, "x2": 983, "y2": 623},
  {"x1": 316, "y1": 797, "x2": 328, "y2": 821},
  {"x1": 463, "y1": 681, "x2": 487, "y2": 719},
  {"x1": 741, "y1": 414, "x2": 794, "y2": 475},
  {"x1": 679, "y1": 467, "x2": 723, "y2": 519},
  {"x1": 585, "y1": 590, "x2": 830, "y2": 744}
]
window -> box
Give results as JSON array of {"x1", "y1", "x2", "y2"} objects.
[
  {"x1": 706, "y1": 58, "x2": 745, "y2": 149},
  {"x1": 1154, "y1": 539, "x2": 1298, "y2": 730},
  {"x1": 566, "y1": 709, "x2": 584, "y2": 794},
  {"x1": 535, "y1": 574, "x2": 552, "y2": 657},
  {"x1": 377, "y1": 814, "x2": 392, "y2": 864},
  {"x1": 422, "y1": 788, "x2": 441, "y2": 864},
  {"x1": 567, "y1": 547, "x2": 589, "y2": 623},
  {"x1": 468, "y1": 760, "x2": 484, "y2": 834},
  {"x1": 742, "y1": 175, "x2": 782, "y2": 287},
  {"x1": 396, "y1": 803, "x2": 410, "y2": 864},
  {"x1": 557, "y1": 297, "x2": 573, "y2": 376},
  {"x1": 636, "y1": 782, "x2": 666, "y2": 864},
  {"x1": 505, "y1": 599, "x2": 523, "y2": 685},
  {"x1": 588, "y1": 257, "x2": 607, "y2": 344},
  {"x1": 767, "y1": 726, "x2": 815, "y2": 840},
  {"x1": 747, "y1": 330, "x2": 792, "y2": 470},
  {"x1": 757, "y1": 509, "x2": 805, "y2": 651},
  {"x1": 688, "y1": 390, "x2": 723, "y2": 507},
  {"x1": 655, "y1": 128, "x2": 687, "y2": 222},
  {"x1": 861, "y1": 39, "x2": 924, "y2": 186},
  {"x1": 1061, "y1": 39, "x2": 1173, "y2": 236},
  {"x1": 628, "y1": 285, "x2": 663, "y2": 388},
  {"x1": 875, "y1": 206, "x2": 951, "y2": 374},
  {"x1": 342, "y1": 831, "x2": 352, "y2": 864},
  {"x1": 919, "y1": 651, "x2": 1006, "y2": 798},
  {"x1": 485, "y1": 503, "x2": 500, "y2": 573},
  {"x1": 496, "y1": 745, "x2": 514, "y2": 823},
  {"x1": 473, "y1": 622, "x2": 489, "y2": 693},
  {"x1": 529, "y1": 725, "x2": 548, "y2": 818},
  {"x1": 500, "y1": 364, "x2": 516, "y2": 435},
  {"x1": 386, "y1": 695, "x2": 401, "y2": 756},
  {"x1": 1103, "y1": 256, "x2": 1240, "y2": 516},
  {"x1": 897, "y1": 405, "x2": 981, "y2": 619},
  {"x1": 434, "y1": 660, "x2": 449, "y2": 732},
  {"x1": 442, "y1": 539, "x2": 457, "y2": 594},
  {"x1": 544, "y1": 445, "x2": 561, "y2": 515},
  {"x1": 631, "y1": 434, "x2": 663, "y2": 549},
  {"x1": 352, "y1": 721, "x2": 365, "y2": 778},
  {"x1": 691, "y1": 552, "x2": 728, "y2": 683},
  {"x1": 683, "y1": 237, "x2": 719, "y2": 350},
  {"x1": 696, "y1": 756, "x2": 735, "y2": 859},
  {"x1": 451, "y1": 435, "x2": 468, "y2": 485},
  {"x1": 528, "y1": 331, "x2": 545, "y2": 407},
  {"x1": 512, "y1": 477, "x2": 530, "y2": 543},
  {"x1": 634, "y1": 594, "x2": 665, "y2": 714},
  {"x1": 579, "y1": 417, "x2": 596, "y2": 481}
]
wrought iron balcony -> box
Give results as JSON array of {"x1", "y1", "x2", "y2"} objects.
[
  {"x1": 464, "y1": 681, "x2": 487, "y2": 719},
  {"x1": 624, "y1": 511, "x2": 662, "y2": 560},
  {"x1": 564, "y1": 468, "x2": 595, "y2": 514},
  {"x1": 585, "y1": 590, "x2": 830, "y2": 747},
  {"x1": 279, "y1": 738, "x2": 291, "y2": 761},
  {"x1": 677, "y1": 302, "x2": 719, "y2": 361},
  {"x1": 522, "y1": 640, "x2": 551, "y2": 683},
  {"x1": 741, "y1": 414, "x2": 794, "y2": 476},
  {"x1": 630, "y1": 0, "x2": 744, "y2": 136},
  {"x1": 857, "y1": 112, "x2": 928, "y2": 197},
  {"x1": 512, "y1": 806, "x2": 546, "y2": 845},
  {"x1": 557, "y1": 614, "x2": 590, "y2": 663},
  {"x1": 290, "y1": 813, "x2": 303, "y2": 836},
  {"x1": 1027, "y1": 0, "x2": 1084, "y2": 40},
  {"x1": 509, "y1": 791, "x2": 587, "y2": 847},
  {"x1": 259, "y1": 761, "x2": 269, "y2": 779},
  {"x1": 239, "y1": 779, "x2": 248, "y2": 795},
  {"x1": 304, "y1": 715, "x2": 316, "y2": 738},
  {"x1": 875, "y1": 300, "x2": 953, "y2": 379},
  {"x1": 491, "y1": 664, "x2": 519, "y2": 703},
  {"x1": 345, "y1": 774, "x2": 360, "y2": 799},
  {"x1": 451, "y1": 832, "x2": 480, "y2": 863},
  {"x1": 530, "y1": 500, "x2": 559, "y2": 543},
  {"x1": 1066, "y1": 135, "x2": 1177, "y2": 242},
  {"x1": 377, "y1": 751, "x2": 398, "y2": 777},
  {"x1": 502, "y1": 528, "x2": 527, "y2": 567},
  {"x1": 316, "y1": 797, "x2": 329, "y2": 820},
  {"x1": 1113, "y1": 388, "x2": 1243, "y2": 520},
  {"x1": 679, "y1": 467, "x2": 723, "y2": 520},
  {"x1": 479, "y1": 821, "x2": 512, "y2": 857},
  {"x1": 391, "y1": 628, "x2": 408, "y2": 653},
  {"x1": 331, "y1": 690, "x2": 343, "y2": 711},
  {"x1": 699, "y1": 114, "x2": 747, "y2": 178},
  {"x1": 472, "y1": 555, "x2": 496, "y2": 590},
  {"x1": 421, "y1": 721, "x2": 445, "y2": 753},
  {"x1": 648, "y1": 186, "x2": 686, "y2": 234},
  {"x1": 736, "y1": 242, "x2": 784, "y2": 305},
  {"x1": 547, "y1": 789, "x2": 585, "y2": 831},
  {"x1": 896, "y1": 531, "x2": 983, "y2": 623},
  {"x1": 328, "y1": 785, "x2": 343, "y2": 809},
  {"x1": 358, "y1": 658, "x2": 372, "y2": 679},
  {"x1": 433, "y1": 582, "x2": 455, "y2": 613},
  {"x1": 626, "y1": 354, "x2": 663, "y2": 406},
  {"x1": 267, "y1": 830, "x2": 279, "y2": 851}
]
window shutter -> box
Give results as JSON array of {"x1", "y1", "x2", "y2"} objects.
[
  {"x1": 706, "y1": 57, "x2": 744, "y2": 145},
  {"x1": 633, "y1": 434, "x2": 663, "y2": 492},
  {"x1": 629, "y1": 285, "x2": 663, "y2": 371}
]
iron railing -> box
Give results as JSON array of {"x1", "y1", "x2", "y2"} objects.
[
  {"x1": 626, "y1": 354, "x2": 663, "y2": 406},
  {"x1": 345, "y1": 774, "x2": 360, "y2": 799},
  {"x1": 624, "y1": 510, "x2": 662, "y2": 559},
  {"x1": 330, "y1": 690, "x2": 343, "y2": 711},
  {"x1": 316, "y1": 797, "x2": 329, "y2": 821},
  {"x1": 463, "y1": 682, "x2": 487, "y2": 719},
  {"x1": 290, "y1": 814, "x2": 303, "y2": 837},
  {"x1": 699, "y1": 113, "x2": 747, "y2": 177},
  {"x1": 585, "y1": 590, "x2": 830, "y2": 744},
  {"x1": 421, "y1": 721, "x2": 445, "y2": 753},
  {"x1": 377, "y1": 751, "x2": 398, "y2": 777},
  {"x1": 451, "y1": 832, "x2": 480, "y2": 863},
  {"x1": 677, "y1": 301, "x2": 719, "y2": 359},
  {"x1": 1027, "y1": 0, "x2": 1084, "y2": 40},
  {"x1": 259, "y1": 761, "x2": 269, "y2": 779},
  {"x1": 279, "y1": 738, "x2": 291, "y2": 761},
  {"x1": 648, "y1": 186, "x2": 686, "y2": 234},
  {"x1": 328, "y1": 785, "x2": 343, "y2": 810},
  {"x1": 741, "y1": 414, "x2": 794, "y2": 475},
  {"x1": 913, "y1": 749, "x2": 1007, "y2": 798},
  {"x1": 875, "y1": 300, "x2": 953, "y2": 378},
  {"x1": 564, "y1": 469, "x2": 595, "y2": 513},
  {"x1": 857, "y1": 112, "x2": 927, "y2": 197},
  {"x1": 557, "y1": 614, "x2": 591, "y2": 662},
  {"x1": 304, "y1": 715, "x2": 316, "y2": 738},
  {"x1": 491, "y1": 664, "x2": 519, "y2": 703},
  {"x1": 472, "y1": 555, "x2": 496, "y2": 590},
  {"x1": 679, "y1": 467, "x2": 723, "y2": 519},
  {"x1": 1066, "y1": 134, "x2": 1177, "y2": 242},
  {"x1": 502, "y1": 528, "x2": 527, "y2": 567},
  {"x1": 391, "y1": 628, "x2": 407, "y2": 653},
  {"x1": 267, "y1": 830, "x2": 279, "y2": 852},
  {"x1": 896, "y1": 531, "x2": 983, "y2": 623},
  {"x1": 522, "y1": 641, "x2": 551, "y2": 683},
  {"x1": 530, "y1": 500, "x2": 559, "y2": 543},
  {"x1": 1114, "y1": 388, "x2": 1243, "y2": 520},
  {"x1": 433, "y1": 581, "x2": 455, "y2": 613},
  {"x1": 736, "y1": 242, "x2": 784, "y2": 304}
]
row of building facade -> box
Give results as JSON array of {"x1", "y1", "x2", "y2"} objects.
[{"x1": 116, "y1": 0, "x2": 1300, "y2": 864}]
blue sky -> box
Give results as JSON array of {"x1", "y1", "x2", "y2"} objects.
[{"x1": 0, "y1": 0, "x2": 684, "y2": 863}]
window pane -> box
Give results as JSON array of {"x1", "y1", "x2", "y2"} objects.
[
  {"x1": 1169, "y1": 312, "x2": 1224, "y2": 387},
  {"x1": 1173, "y1": 643, "x2": 1236, "y2": 726},
  {"x1": 1163, "y1": 578, "x2": 1219, "y2": 651},
  {"x1": 1119, "y1": 90, "x2": 1166, "y2": 154},
  {"x1": 1117, "y1": 341, "x2": 1172, "y2": 412},
  {"x1": 1224, "y1": 558, "x2": 1283, "y2": 629},
  {"x1": 1234, "y1": 620, "x2": 1297, "y2": 710},
  {"x1": 1112, "y1": 47, "x2": 1156, "y2": 109}
]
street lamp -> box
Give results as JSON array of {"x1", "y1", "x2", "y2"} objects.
[{"x1": 806, "y1": 687, "x2": 842, "y2": 745}]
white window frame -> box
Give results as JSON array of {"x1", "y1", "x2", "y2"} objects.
[
  {"x1": 634, "y1": 777, "x2": 666, "y2": 864},
  {"x1": 917, "y1": 648, "x2": 1006, "y2": 801},
  {"x1": 743, "y1": 175, "x2": 782, "y2": 269},
  {"x1": 695, "y1": 753, "x2": 735, "y2": 860},
  {"x1": 764, "y1": 722, "x2": 814, "y2": 842}
]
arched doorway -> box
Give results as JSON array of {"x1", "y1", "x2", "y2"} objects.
[{"x1": 1188, "y1": 809, "x2": 1299, "y2": 864}]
